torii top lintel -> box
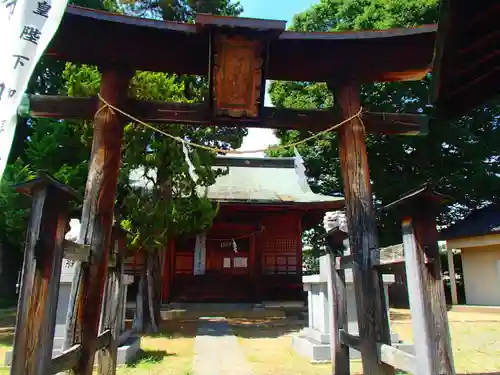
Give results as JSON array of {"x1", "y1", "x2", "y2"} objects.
[{"x1": 47, "y1": 5, "x2": 436, "y2": 84}]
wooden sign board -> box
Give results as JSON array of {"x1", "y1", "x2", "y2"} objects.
[{"x1": 211, "y1": 33, "x2": 265, "y2": 118}]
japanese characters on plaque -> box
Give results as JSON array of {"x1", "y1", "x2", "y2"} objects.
[{"x1": 0, "y1": 0, "x2": 68, "y2": 179}]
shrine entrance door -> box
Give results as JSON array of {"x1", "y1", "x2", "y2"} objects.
[
  {"x1": 172, "y1": 237, "x2": 255, "y2": 302},
  {"x1": 202, "y1": 237, "x2": 252, "y2": 301}
]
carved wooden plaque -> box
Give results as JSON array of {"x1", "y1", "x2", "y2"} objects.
[{"x1": 211, "y1": 34, "x2": 265, "y2": 118}]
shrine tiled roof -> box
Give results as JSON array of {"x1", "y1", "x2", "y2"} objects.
[
  {"x1": 204, "y1": 157, "x2": 344, "y2": 207},
  {"x1": 128, "y1": 156, "x2": 344, "y2": 208},
  {"x1": 440, "y1": 204, "x2": 500, "y2": 241}
]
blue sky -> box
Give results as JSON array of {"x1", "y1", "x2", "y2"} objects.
[
  {"x1": 240, "y1": 0, "x2": 318, "y2": 22},
  {"x1": 236, "y1": 0, "x2": 320, "y2": 156}
]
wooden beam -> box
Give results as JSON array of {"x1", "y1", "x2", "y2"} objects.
[
  {"x1": 96, "y1": 330, "x2": 112, "y2": 351},
  {"x1": 64, "y1": 240, "x2": 91, "y2": 262},
  {"x1": 361, "y1": 111, "x2": 428, "y2": 136},
  {"x1": 118, "y1": 329, "x2": 133, "y2": 346},
  {"x1": 10, "y1": 174, "x2": 77, "y2": 375},
  {"x1": 376, "y1": 343, "x2": 416, "y2": 374},
  {"x1": 402, "y1": 217, "x2": 455, "y2": 375},
  {"x1": 386, "y1": 185, "x2": 455, "y2": 374},
  {"x1": 334, "y1": 83, "x2": 394, "y2": 375},
  {"x1": 97, "y1": 227, "x2": 126, "y2": 375},
  {"x1": 336, "y1": 254, "x2": 353, "y2": 270},
  {"x1": 49, "y1": 344, "x2": 82, "y2": 374},
  {"x1": 339, "y1": 329, "x2": 361, "y2": 351},
  {"x1": 28, "y1": 95, "x2": 428, "y2": 135},
  {"x1": 327, "y1": 253, "x2": 350, "y2": 374},
  {"x1": 64, "y1": 68, "x2": 133, "y2": 375}
]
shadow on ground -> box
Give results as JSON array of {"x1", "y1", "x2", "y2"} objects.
[
  {"x1": 143, "y1": 319, "x2": 198, "y2": 339},
  {"x1": 228, "y1": 318, "x2": 304, "y2": 339},
  {"x1": 127, "y1": 349, "x2": 171, "y2": 366}
]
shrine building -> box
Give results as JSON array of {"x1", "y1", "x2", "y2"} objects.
[{"x1": 129, "y1": 156, "x2": 344, "y2": 303}]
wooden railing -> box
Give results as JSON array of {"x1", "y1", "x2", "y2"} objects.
[
  {"x1": 9, "y1": 172, "x2": 129, "y2": 375},
  {"x1": 328, "y1": 185, "x2": 455, "y2": 375}
]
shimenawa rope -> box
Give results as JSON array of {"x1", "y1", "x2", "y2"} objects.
[{"x1": 96, "y1": 93, "x2": 364, "y2": 155}]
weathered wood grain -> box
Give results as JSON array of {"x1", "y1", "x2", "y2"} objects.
[
  {"x1": 28, "y1": 95, "x2": 428, "y2": 135},
  {"x1": 64, "y1": 68, "x2": 132, "y2": 375},
  {"x1": 97, "y1": 228, "x2": 126, "y2": 375},
  {"x1": 49, "y1": 344, "x2": 81, "y2": 374},
  {"x1": 334, "y1": 83, "x2": 394, "y2": 375},
  {"x1": 211, "y1": 34, "x2": 264, "y2": 118},
  {"x1": 64, "y1": 240, "x2": 91, "y2": 262},
  {"x1": 10, "y1": 180, "x2": 75, "y2": 375},
  {"x1": 377, "y1": 343, "x2": 416, "y2": 374},
  {"x1": 96, "y1": 330, "x2": 112, "y2": 350},
  {"x1": 339, "y1": 329, "x2": 361, "y2": 351},
  {"x1": 402, "y1": 215, "x2": 455, "y2": 375}
]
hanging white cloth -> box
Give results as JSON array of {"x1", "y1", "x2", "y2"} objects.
[{"x1": 0, "y1": 0, "x2": 68, "y2": 179}]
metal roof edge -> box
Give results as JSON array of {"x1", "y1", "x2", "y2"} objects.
[
  {"x1": 66, "y1": 5, "x2": 198, "y2": 33},
  {"x1": 214, "y1": 156, "x2": 295, "y2": 168}
]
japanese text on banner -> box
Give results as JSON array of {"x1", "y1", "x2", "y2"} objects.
[{"x1": 0, "y1": 0, "x2": 68, "y2": 179}]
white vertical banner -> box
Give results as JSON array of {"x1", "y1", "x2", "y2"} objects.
[
  {"x1": 193, "y1": 232, "x2": 206, "y2": 276},
  {"x1": 0, "y1": 0, "x2": 68, "y2": 179}
]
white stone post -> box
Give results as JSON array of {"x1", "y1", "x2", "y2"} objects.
[{"x1": 446, "y1": 245, "x2": 458, "y2": 305}]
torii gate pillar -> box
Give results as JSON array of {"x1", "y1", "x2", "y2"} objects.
[{"x1": 331, "y1": 81, "x2": 394, "y2": 375}]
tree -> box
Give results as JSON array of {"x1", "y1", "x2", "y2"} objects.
[
  {"x1": 116, "y1": 0, "x2": 245, "y2": 331},
  {"x1": 118, "y1": 72, "x2": 241, "y2": 332},
  {"x1": 121, "y1": 0, "x2": 242, "y2": 21},
  {"x1": 60, "y1": 0, "x2": 246, "y2": 331},
  {"x1": 269, "y1": 0, "x2": 500, "y2": 247},
  {"x1": 0, "y1": 0, "x2": 246, "y2": 317},
  {"x1": 0, "y1": 0, "x2": 114, "y2": 305}
]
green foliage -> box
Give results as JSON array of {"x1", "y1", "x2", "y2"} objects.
[
  {"x1": 118, "y1": 67, "x2": 241, "y2": 249},
  {"x1": 0, "y1": 161, "x2": 36, "y2": 247},
  {"x1": 57, "y1": 0, "x2": 246, "y2": 251},
  {"x1": 270, "y1": 0, "x2": 500, "y2": 247},
  {"x1": 1, "y1": 0, "x2": 245, "y2": 261},
  {"x1": 121, "y1": 0, "x2": 242, "y2": 21},
  {"x1": 57, "y1": 2, "x2": 246, "y2": 249}
]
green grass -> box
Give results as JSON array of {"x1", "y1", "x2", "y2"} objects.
[
  {"x1": 0, "y1": 309, "x2": 499, "y2": 374},
  {"x1": 0, "y1": 315, "x2": 196, "y2": 375}
]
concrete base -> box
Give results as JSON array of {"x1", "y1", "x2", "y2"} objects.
[
  {"x1": 292, "y1": 334, "x2": 331, "y2": 363},
  {"x1": 117, "y1": 336, "x2": 142, "y2": 364},
  {"x1": 4, "y1": 336, "x2": 141, "y2": 366},
  {"x1": 292, "y1": 330, "x2": 412, "y2": 362}
]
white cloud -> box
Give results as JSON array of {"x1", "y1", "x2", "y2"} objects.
[{"x1": 233, "y1": 81, "x2": 279, "y2": 158}]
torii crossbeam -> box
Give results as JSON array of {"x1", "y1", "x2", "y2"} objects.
[{"x1": 13, "y1": 5, "x2": 440, "y2": 375}]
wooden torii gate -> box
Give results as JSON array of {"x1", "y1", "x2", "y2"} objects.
[{"x1": 12, "y1": 5, "x2": 441, "y2": 375}]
